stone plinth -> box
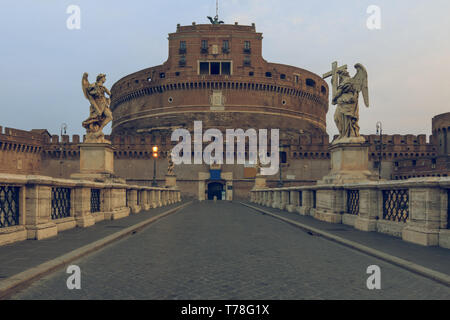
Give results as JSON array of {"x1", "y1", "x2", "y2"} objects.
[
  {"x1": 314, "y1": 189, "x2": 345, "y2": 223},
  {"x1": 128, "y1": 189, "x2": 141, "y2": 214},
  {"x1": 354, "y1": 188, "x2": 379, "y2": 231},
  {"x1": 319, "y1": 142, "x2": 377, "y2": 185},
  {"x1": 402, "y1": 226, "x2": 439, "y2": 246},
  {"x1": 103, "y1": 187, "x2": 130, "y2": 220},
  {"x1": 297, "y1": 190, "x2": 313, "y2": 216},
  {"x1": 401, "y1": 187, "x2": 441, "y2": 246},
  {"x1": 286, "y1": 190, "x2": 299, "y2": 213},
  {"x1": 71, "y1": 143, "x2": 117, "y2": 182},
  {"x1": 0, "y1": 226, "x2": 27, "y2": 246},
  {"x1": 280, "y1": 191, "x2": 288, "y2": 210},
  {"x1": 80, "y1": 143, "x2": 113, "y2": 174},
  {"x1": 165, "y1": 175, "x2": 177, "y2": 188},
  {"x1": 254, "y1": 175, "x2": 267, "y2": 189},
  {"x1": 25, "y1": 184, "x2": 58, "y2": 240}
]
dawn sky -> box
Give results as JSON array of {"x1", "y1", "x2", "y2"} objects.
[{"x1": 1, "y1": 0, "x2": 449, "y2": 140}]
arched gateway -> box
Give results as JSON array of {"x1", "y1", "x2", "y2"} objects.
[{"x1": 207, "y1": 181, "x2": 224, "y2": 200}]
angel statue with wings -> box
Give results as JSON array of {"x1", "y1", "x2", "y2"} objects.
[
  {"x1": 207, "y1": 15, "x2": 224, "y2": 24},
  {"x1": 325, "y1": 63, "x2": 369, "y2": 144},
  {"x1": 81, "y1": 73, "x2": 113, "y2": 143},
  {"x1": 167, "y1": 153, "x2": 175, "y2": 176},
  {"x1": 255, "y1": 156, "x2": 262, "y2": 176}
]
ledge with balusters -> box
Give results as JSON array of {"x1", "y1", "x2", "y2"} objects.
[
  {"x1": 0, "y1": 174, "x2": 181, "y2": 246},
  {"x1": 250, "y1": 177, "x2": 450, "y2": 249}
]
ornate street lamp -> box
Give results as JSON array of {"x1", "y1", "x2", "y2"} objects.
[
  {"x1": 278, "y1": 145, "x2": 287, "y2": 187},
  {"x1": 376, "y1": 121, "x2": 382, "y2": 179},
  {"x1": 152, "y1": 145, "x2": 158, "y2": 186},
  {"x1": 59, "y1": 123, "x2": 67, "y2": 177}
]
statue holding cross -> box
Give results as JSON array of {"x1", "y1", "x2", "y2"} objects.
[
  {"x1": 323, "y1": 61, "x2": 347, "y2": 99},
  {"x1": 323, "y1": 61, "x2": 370, "y2": 144}
]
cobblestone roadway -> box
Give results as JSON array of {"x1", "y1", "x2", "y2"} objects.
[{"x1": 11, "y1": 201, "x2": 450, "y2": 299}]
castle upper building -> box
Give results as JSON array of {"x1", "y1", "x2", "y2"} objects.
[{"x1": 110, "y1": 22, "x2": 329, "y2": 137}]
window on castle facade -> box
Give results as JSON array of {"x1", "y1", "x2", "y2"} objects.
[
  {"x1": 221, "y1": 62, "x2": 231, "y2": 75},
  {"x1": 179, "y1": 41, "x2": 186, "y2": 54},
  {"x1": 280, "y1": 151, "x2": 287, "y2": 164},
  {"x1": 198, "y1": 61, "x2": 232, "y2": 75},
  {"x1": 244, "y1": 41, "x2": 251, "y2": 53},
  {"x1": 222, "y1": 40, "x2": 229, "y2": 52},
  {"x1": 179, "y1": 56, "x2": 186, "y2": 67},
  {"x1": 200, "y1": 62, "x2": 209, "y2": 75},
  {"x1": 306, "y1": 78, "x2": 316, "y2": 87},
  {"x1": 201, "y1": 40, "x2": 208, "y2": 53},
  {"x1": 211, "y1": 62, "x2": 220, "y2": 75}
]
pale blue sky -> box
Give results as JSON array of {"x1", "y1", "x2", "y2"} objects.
[{"x1": 0, "y1": 0, "x2": 449, "y2": 139}]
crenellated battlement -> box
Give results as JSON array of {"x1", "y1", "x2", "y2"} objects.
[
  {"x1": 1, "y1": 109, "x2": 447, "y2": 183},
  {"x1": 0, "y1": 125, "x2": 441, "y2": 163},
  {"x1": 0, "y1": 127, "x2": 49, "y2": 153}
]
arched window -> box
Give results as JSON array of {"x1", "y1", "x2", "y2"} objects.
[{"x1": 306, "y1": 78, "x2": 316, "y2": 87}]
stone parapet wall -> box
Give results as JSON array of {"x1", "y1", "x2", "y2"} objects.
[
  {"x1": 250, "y1": 177, "x2": 450, "y2": 249},
  {"x1": 0, "y1": 173, "x2": 181, "y2": 246}
]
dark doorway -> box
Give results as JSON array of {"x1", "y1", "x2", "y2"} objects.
[{"x1": 207, "y1": 182, "x2": 223, "y2": 200}]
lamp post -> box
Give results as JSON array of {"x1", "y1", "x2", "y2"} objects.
[
  {"x1": 59, "y1": 123, "x2": 67, "y2": 177},
  {"x1": 299, "y1": 130, "x2": 311, "y2": 178},
  {"x1": 277, "y1": 145, "x2": 286, "y2": 187},
  {"x1": 376, "y1": 121, "x2": 382, "y2": 180},
  {"x1": 278, "y1": 162, "x2": 283, "y2": 187},
  {"x1": 152, "y1": 145, "x2": 158, "y2": 186}
]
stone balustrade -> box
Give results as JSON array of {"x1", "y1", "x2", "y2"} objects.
[
  {"x1": 250, "y1": 177, "x2": 450, "y2": 249},
  {"x1": 0, "y1": 173, "x2": 181, "y2": 246}
]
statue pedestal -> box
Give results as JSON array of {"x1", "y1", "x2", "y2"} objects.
[
  {"x1": 165, "y1": 174, "x2": 177, "y2": 188},
  {"x1": 254, "y1": 175, "x2": 267, "y2": 189},
  {"x1": 318, "y1": 141, "x2": 377, "y2": 185},
  {"x1": 71, "y1": 143, "x2": 123, "y2": 182}
]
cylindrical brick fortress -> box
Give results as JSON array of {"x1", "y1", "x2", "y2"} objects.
[{"x1": 110, "y1": 23, "x2": 329, "y2": 137}]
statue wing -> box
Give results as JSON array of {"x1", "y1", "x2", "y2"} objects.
[
  {"x1": 207, "y1": 16, "x2": 214, "y2": 24},
  {"x1": 82, "y1": 72, "x2": 101, "y2": 115},
  {"x1": 82, "y1": 72, "x2": 90, "y2": 100},
  {"x1": 353, "y1": 63, "x2": 369, "y2": 107}
]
